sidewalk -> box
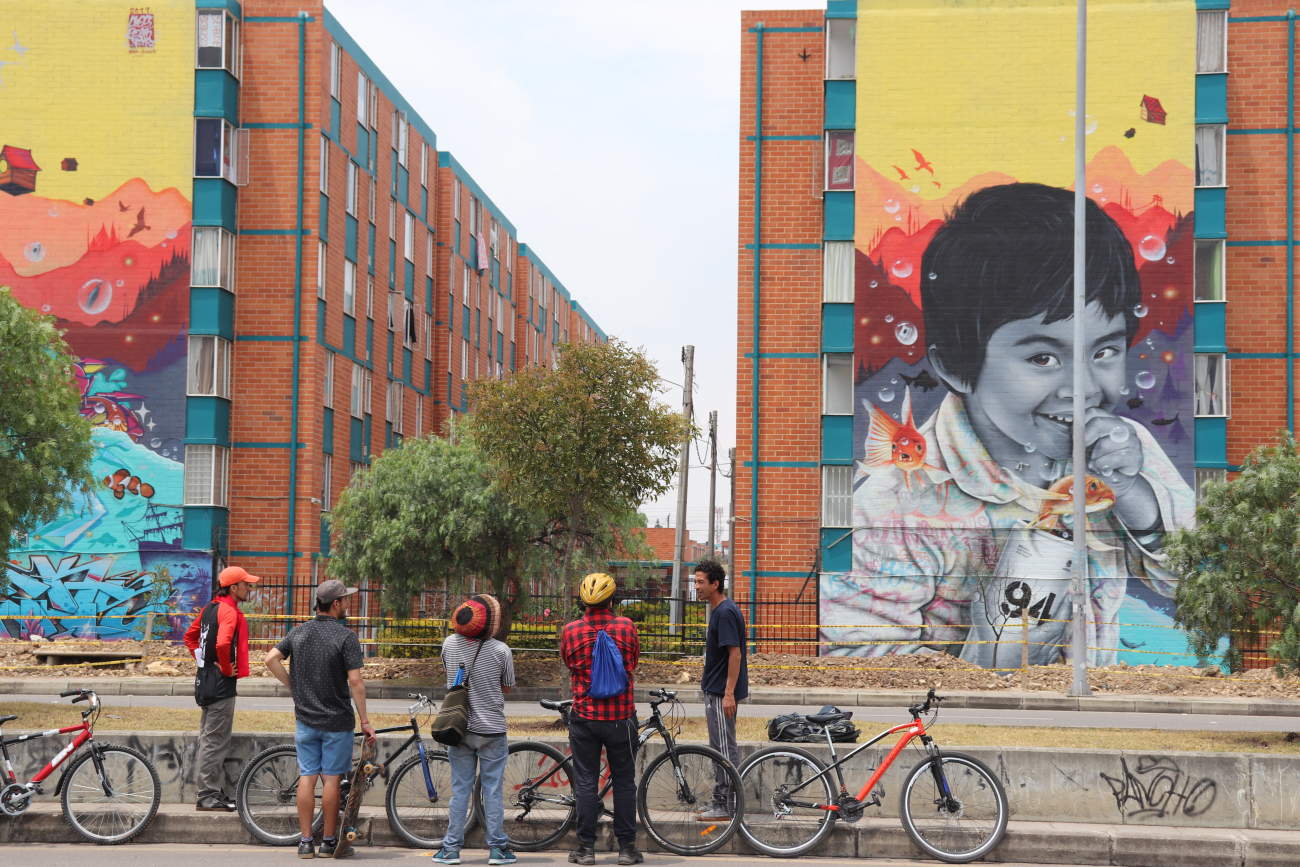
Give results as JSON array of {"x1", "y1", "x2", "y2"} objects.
[
  {"x1": 4, "y1": 676, "x2": 1300, "y2": 718},
  {"x1": 1, "y1": 803, "x2": 1297, "y2": 866}
]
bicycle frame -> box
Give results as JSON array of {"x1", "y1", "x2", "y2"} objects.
[
  {"x1": 780, "y1": 716, "x2": 933, "y2": 812},
  {"x1": 2, "y1": 719, "x2": 94, "y2": 790}
]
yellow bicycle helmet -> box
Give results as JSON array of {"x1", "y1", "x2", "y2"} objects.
[{"x1": 580, "y1": 572, "x2": 616, "y2": 606}]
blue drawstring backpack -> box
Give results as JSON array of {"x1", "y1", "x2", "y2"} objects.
[{"x1": 588, "y1": 628, "x2": 628, "y2": 699}]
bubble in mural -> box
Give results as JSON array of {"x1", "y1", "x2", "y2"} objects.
[
  {"x1": 1110, "y1": 426, "x2": 1130, "y2": 444},
  {"x1": 1092, "y1": 183, "x2": 1103, "y2": 193},
  {"x1": 1134, "y1": 303, "x2": 1149, "y2": 318},
  {"x1": 884, "y1": 199, "x2": 901, "y2": 214},
  {"x1": 1135, "y1": 370, "x2": 1156, "y2": 390},
  {"x1": 1166, "y1": 256, "x2": 1175, "y2": 264},
  {"x1": 47, "y1": 206, "x2": 60, "y2": 217},
  {"x1": 1085, "y1": 116, "x2": 1098, "y2": 134},
  {"x1": 165, "y1": 228, "x2": 177, "y2": 240},
  {"x1": 878, "y1": 387, "x2": 895, "y2": 402},
  {"x1": 885, "y1": 314, "x2": 894, "y2": 322},
  {"x1": 150, "y1": 438, "x2": 162, "y2": 448},
  {"x1": 1042, "y1": 461, "x2": 1062, "y2": 481},
  {"x1": 23, "y1": 241, "x2": 45, "y2": 262},
  {"x1": 1138, "y1": 234, "x2": 1167, "y2": 261},
  {"x1": 1024, "y1": 442, "x2": 1036, "y2": 453},
  {"x1": 77, "y1": 278, "x2": 113, "y2": 316},
  {"x1": 1120, "y1": 385, "x2": 1130, "y2": 394},
  {"x1": 115, "y1": 279, "x2": 124, "y2": 287},
  {"x1": 894, "y1": 321, "x2": 918, "y2": 345},
  {"x1": 891, "y1": 258, "x2": 913, "y2": 278},
  {"x1": 870, "y1": 280, "x2": 878, "y2": 288}
]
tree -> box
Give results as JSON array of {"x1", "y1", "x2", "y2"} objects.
[
  {"x1": 1165, "y1": 432, "x2": 1300, "y2": 674},
  {"x1": 466, "y1": 339, "x2": 690, "y2": 593},
  {"x1": 326, "y1": 425, "x2": 543, "y2": 638},
  {"x1": 0, "y1": 287, "x2": 96, "y2": 593}
]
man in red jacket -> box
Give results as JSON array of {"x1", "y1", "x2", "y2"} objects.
[{"x1": 184, "y1": 565, "x2": 260, "y2": 811}]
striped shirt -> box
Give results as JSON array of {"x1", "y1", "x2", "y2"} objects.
[{"x1": 441, "y1": 634, "x2": 515, "y2": 736}]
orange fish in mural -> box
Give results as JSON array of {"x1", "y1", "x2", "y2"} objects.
[
  {"x1": 863, "y1": 387, "x2": 946, "y2": 489},
  {"x1": 1023, "y1": 474, "x2": 1118, "y2": 550}
]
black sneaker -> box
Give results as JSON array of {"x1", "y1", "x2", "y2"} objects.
[
  {"x1": 320, "y1": 837, "x2": 349, "y2": 858},
  {"x1": 195, "y1": 794, "x2": 234, "y2": 812},
  {"x1": 298, "y1": 838, "x2": 316, "y2": 859},
  {"x1": 569, "y1": 844, "x2": 596, "y2": 866},
  {"x1": 617, "y1": 845, "x2": 644, "y2": 866}
]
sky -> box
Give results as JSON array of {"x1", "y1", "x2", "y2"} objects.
[{"x1": 327, "y1": 0, "x2": 814, "y2": 544}]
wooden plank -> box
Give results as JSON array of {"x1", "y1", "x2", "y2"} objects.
[{"x1": 33, "y1": 650, "x2": 145, "y2": 660}]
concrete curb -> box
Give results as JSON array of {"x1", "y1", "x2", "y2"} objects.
[
  {"x1": 4, "y1": 807, "x2": 1300, "y2": 865},
  {"x1": 5, "y1": 678, "x2": 1300, "y2": 718}
]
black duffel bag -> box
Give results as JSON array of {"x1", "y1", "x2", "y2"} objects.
[{"x1": 767, "y1": 705, "x2": 860, "y2": 743}]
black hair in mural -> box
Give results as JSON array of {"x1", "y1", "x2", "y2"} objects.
[{"x1": 919, "y1": 182, "x2": 1141, "y2": 389}]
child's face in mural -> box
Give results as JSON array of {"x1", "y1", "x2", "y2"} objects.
[{"x1": 958, "y1": 302, "x2": 1133, "y2": 465}]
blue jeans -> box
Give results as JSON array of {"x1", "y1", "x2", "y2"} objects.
[{"x1": 442, "y1": 732, "x2": 508, "y2": 851}]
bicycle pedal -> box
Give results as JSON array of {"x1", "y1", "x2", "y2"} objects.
[{"x1": 866, "y1": 794, "x2": 881, "y2": 807}]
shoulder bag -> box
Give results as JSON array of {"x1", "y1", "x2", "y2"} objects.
[{"x1": 430, "y1": 638, "x2": 486, "y2": 746}]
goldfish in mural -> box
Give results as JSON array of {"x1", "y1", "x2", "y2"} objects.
[
  {"x1": 863, "y1": 387, "x2": 948, "y2": 490},
  {"x1": 1024, "y1": 474, "x2": 1118, "y2": 550}
]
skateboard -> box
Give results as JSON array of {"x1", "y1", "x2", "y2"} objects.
[{"x1": 333, "y1": 739, "x2": 378, "y2": 858}]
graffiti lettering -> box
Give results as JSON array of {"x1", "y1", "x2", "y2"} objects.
[
  {"x1": 1099, "y1": 756, "x2": 1217, "y2": 819},
  {"x1": 0, "y1": 554, "x2": 158, "y2": 639}
]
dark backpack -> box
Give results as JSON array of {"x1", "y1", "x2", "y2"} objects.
[{"x1": 767, "y1": 706, "x2": 860, "y2": 743}]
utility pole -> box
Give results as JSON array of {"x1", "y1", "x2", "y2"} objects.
[
  {"x1": 669, "y1": 346, "x2": 694, "y2": 635},
  {"x1": 706, "y1": 411, "x2": 718, "y2": 560},
  {"x1": 727, "y1": 447, "x2": 736, "y2": 597}
]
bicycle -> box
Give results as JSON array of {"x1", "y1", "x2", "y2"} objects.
[
  {"x1": 236, "y1": 692, "x2": 473, "y2": 848},
  {"x1": 0, "y1": 688, "x2": 161, "y2": 845},
  {"x1": 737, "y1": 688, "x2": 1008, "y2": 863},
  {"x1": 476, "y1": 688, "x2": 744, "y2": 856}
]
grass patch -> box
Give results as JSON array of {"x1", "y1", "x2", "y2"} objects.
[{"x1": 1, "y1": 701, "x2": 1297, "y2": 754}]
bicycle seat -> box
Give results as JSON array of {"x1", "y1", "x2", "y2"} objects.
[
  {"x1": 0, "y1": 715, "x2": 16, "y2": 725},
  {"x1": 539, "y1": 699, "x2": 572, "y2": 711},
  {"x1": 805, "y1": 710, "x2": 852, "y2": 725}
]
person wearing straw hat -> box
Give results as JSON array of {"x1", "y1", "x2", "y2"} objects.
[
  {"x1": 184, "y1": 565, "x2": 260, "y2": 812},
  {"x1": 265, "y1": 578, "x2": 375, "y2": 859},
  {"x1": 432, "y1": 594, "x2": 516, "y2": 866}
]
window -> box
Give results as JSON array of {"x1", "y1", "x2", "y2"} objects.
[
  {"x1": 826, "y1": 18, "x2": 856, "y2": 80},
  {"x1": 369, "y1": 176, "x2": 376, "y2": 223},
  {"x1": 317, "y1": 241, "x2": 327, "y2": 300},
  {"x1": 1197, "y1": 10, "x2": 1227, "y2": 74},
  {"x1": 425, "y1": 313, "x2": 433, "y2": 357},
  {"x1": 351, "y1": 460, "x2": 364, "y2": 479},
  {"x1": 1195, "y1": 125, "x2": 1225, "y2": 187},
  {"x1": 825, "y1": 131, "x2": 854, "y2": 191},
  {"x1": 368, "y1": 82, "x2": 378, "y2": 131},
  {"x1": 404, "y1": 212, "x2": 415, "y2": 261},
  {"x1": 1195, "y1": 354, "x2": 1228, "y2": 417},
  {"x1": 462, "y1": 339, "x2": 469, "y2": 380},
  {"x1": 350, "y1": 363, "x2": 364, "y2": 419},
  {"x1": 420, "y1": 142, "x2": 428, "y2": 187},
  {"x1": 415, "y1": 394, "x2": 424, "y2": 437},
  {"x1": 319, "y1": 135, "x2": 330, "y2": 194},
  {"x1": 196, "y1": 9, "x2": 240, "y2": 76},
  {"x1": 330, "y1": 41, "x2": 341, "y2": 99},
  {"x1": 183, "y1": 445, "x2": 229, "y2": 507},
  {"x1": 426, "y1": 232, "x2": 434, "y2": 277},
  {"x1": 192, "y1": 227, "x2": 236, "y2": 290},
  {"x1": 343, "y1": 260, "x2": 356, "y2": 315},
  {"x1": 364, "y1": 370, "x2": 373, "y2": 414},
  {"x1": 388, "y1": 380, "x2": 404, "y2": 432},
  {"x1": 823, "y1": 354, "x2": 853, "y2": 414},
  {"x1": 231, "y1": 128, "x2": 249, "y2": 186},
  {"x1": 194, "y1": 118, "x2": 236, "y2": 180},
  {"x1": 404, "y1": 301, "x2": 417, "y2": 349},
  {"x1": 396, "y1": 112, "x2": 409, "y2": 167},
  {"x1": 346, "y1": 162, "x2": 358, "y2": 216},
  {"x1": 454, "y1": 179, "x2": 461, "y2": 216},
  {"x1": 322, "y1": 454, "x2": 333, "y2": 511},
  {"x1": 1195, "y1": 239, "x2": 1224, "y2": 302},
  {"x1": 323, "y1": 351, "x2": 335, "y2": 408},
  {"x1": 822, "y1": 466, "x2": 852, "y2": 527},
  {"x1": 1195, "y1": 467, "x2": 1226, "y2": 503},
  {"x1": 389, "y1": 200, "x2": 396, "y2": 239},
  {"x1": 469, "y1": 195, "x2": 478, "y2": 235},
  {"x1": 388, "y1": 292, "x2": 396, "y2": 331},
  {"x1": 463, "y1": 264, "x2": 470, "y2": 303},
  {"x1": 187, "y1": 336, "x2": 232, "y2": 398},
  {"x1": 823, "y1": 242, "x2": 854, "y2": 302},
  {"x1": 366, "y1": 276, "x2": 374, "y2": 319},
  {"x1": 357, "y1": 71, "x2": 369, "y2": 126}
]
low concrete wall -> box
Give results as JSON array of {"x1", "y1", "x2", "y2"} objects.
[{"x1": 4, "y1": 729, "x2": 1298, "y2": 831}]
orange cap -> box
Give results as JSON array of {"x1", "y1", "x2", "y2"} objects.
[{"x1": 219, "y1": 566, "x2": 261, "y2": 587}]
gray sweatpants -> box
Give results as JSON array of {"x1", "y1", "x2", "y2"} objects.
[
  {"x1": 704, "y1": 692, "x2": 739, "y2": 807},
  {"x1": 196, "y1": 696, "x2": 236, "y2": 800}
]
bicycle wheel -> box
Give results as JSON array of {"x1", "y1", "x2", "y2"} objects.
[
  {"x1": 637, "y1": 744, "x2": 742, "y2": 855},
  {"x1": 386, "y1": 749, "x2": 474, "y2": 848},
  {"x1": 61, "y1": 744, "x2": 160, "y2": 845},
  {"x1": 899, "y1": 751, "x2": 1008, "y2": 863},
  {"x1": 238, "y1": 744, "x2": 319, "y2": 846},
  {"x1": 475, "y1": 741, "x2": 576, "y2": 852},
  {"x1": 736, "y1": 745, "x2": 836, "y2": 857}
]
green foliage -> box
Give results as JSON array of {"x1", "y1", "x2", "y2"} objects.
[
  {"x1": 467, "y1": 339, "x2": 691, "y2": 586},
  {"x1": 377, "y1": 617, "x2": 445, "y2": 659},
  {"x1": 0, "y1": 287, "x2": 96, "y2": 593},
  {"x1": 1165, "y1": 432, "x2": 1300, "y2": 673},
  {"x1": 142, "y1": 565, "x2": 175, "y2": 640},
  {"x1": 326, "y1": 424, "x2": 545, "y2": 630}
]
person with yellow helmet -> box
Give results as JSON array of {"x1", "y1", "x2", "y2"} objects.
[{"x1": 559, "y1": 573, "x2": 643, "y2": 866}]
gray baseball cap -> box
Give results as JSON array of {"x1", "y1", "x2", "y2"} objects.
[{"x1": 316, "y1": 579, "x2": 359, "y2": 606}]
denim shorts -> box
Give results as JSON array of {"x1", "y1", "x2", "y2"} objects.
[{"x1": 295, "y1": 721, "x2": 354, "y2": 777}]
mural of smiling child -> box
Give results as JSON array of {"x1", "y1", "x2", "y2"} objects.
[{"x1": 824, "y1": 183, "x2": 1195, "y2": 666}]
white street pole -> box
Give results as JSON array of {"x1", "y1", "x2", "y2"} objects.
[{"x1": 1069, "y1": 0, "x2": 1093, "y2": 698}]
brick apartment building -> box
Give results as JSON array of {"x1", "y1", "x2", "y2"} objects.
[
  {"x1": 735, "y1": 0, "x2": 1267, "y2": 663},
  {"x1": 0, "y1": 0, "x2": 602, "y2": 636}
]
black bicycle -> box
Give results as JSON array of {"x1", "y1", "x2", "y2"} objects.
[
  {"x1": 476, "y1": 688, "x2": 743, "y2": 856},
  {"x1": 236, "y1": 693, "x2": 472, "y2": 848}
]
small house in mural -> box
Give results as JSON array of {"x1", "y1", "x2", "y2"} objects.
[
  {"x1": 0, "y1": 146, "x2": 41, "y2": 195},
  {"x1": 61, "y1": 157, "x2": 78, "y2": 171},
  {"x1": 1140, "y1": 95, "x2": 1167, "y2": 125}
]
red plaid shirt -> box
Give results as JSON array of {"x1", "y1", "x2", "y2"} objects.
[{"x1": 560, "y1": 608, "x2": 640, "y2": 721}]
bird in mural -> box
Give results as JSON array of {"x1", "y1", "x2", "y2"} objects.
[
  {"x1": 891, "y1": 165, "x2": 910, "y2": 180},
  {"x1": 118, "y1": 201, "x2": 130, "y2": 212},
  {"x1": 127, "y1": 207, "x2": 150, "y2": 239},
  {"x1": 911, "y1": 149, "x2": 935, "y2": 175},
  {"x1": 1124, "y1": 128, "x2": 1136, "y2": 139},
  {"x1": 1150, "y1": 413, "x2": 1180, "y2": 427},
  {"x1": 862, "y1": 387, "x2": 949, "y2": 491},
  {"x1": 933, "y1": 181, "x2": 942, "y2": 189}
]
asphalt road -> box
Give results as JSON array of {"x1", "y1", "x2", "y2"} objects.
[
  {"x1": 0, "y1": 843, "x2": 1104, "y2": 867},
  {"x1": 3, "y1": 692, "x2": 1297, "y2": 732}
]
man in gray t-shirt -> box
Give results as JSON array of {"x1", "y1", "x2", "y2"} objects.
[{"x1": 432, "y1": 594, "x2": 517, "y2": 866}]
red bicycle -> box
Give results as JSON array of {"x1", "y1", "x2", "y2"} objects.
[
  {"x1": 737, "y1": 689, "x2": 1008, "y2": 863},
  {"x1": 0, "y1": 688, "x2": 161, "y2": 844}
]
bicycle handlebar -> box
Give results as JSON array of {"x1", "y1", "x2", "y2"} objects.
[
  {"x1": 60, "y1": 689, "x2": 82, "y2": 698},
  {"x1": 908, "y1": 687, "x2": 944, "y2": 718}
]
